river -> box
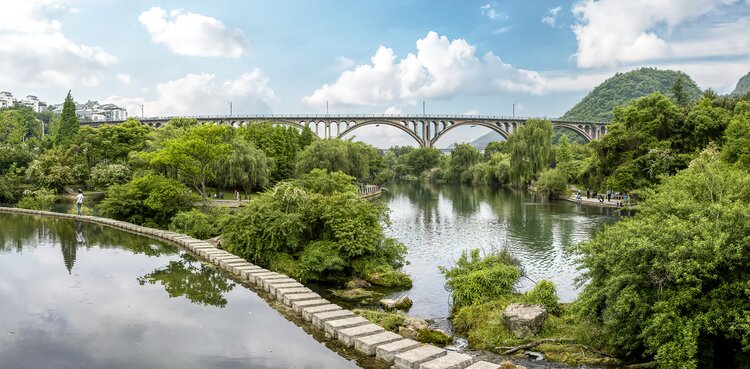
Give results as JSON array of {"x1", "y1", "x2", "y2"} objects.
[
  {"x1": 381, "y1": 182, "x2": 621, "y2": 325},
  {"x1": 0, "y1": 213, "x2": 362, "y2": 369}
]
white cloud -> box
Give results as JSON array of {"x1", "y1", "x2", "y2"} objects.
[
  {"x1": 335, "y1": 56, "x2": 355, "y2": 71},
  {"x1": 384, "y1": 105, "x2": 402, "y2": 114},
  {"x1": 138, "y1": 7, "x2": 251, "y2": 58},
  {"x1": 462, "y1": 109, "x2": 480, "y2": 115},
  {"x1": 116, "y1": 73, "x2": 131, "y2": 85},
  {"x1": 480, "y1": 4, "x2": 508, "y2": 20},
  {"x1": 541, "y1": 6, "x2": 562, "y2": 27},
  {"x1": 0, "y1": 0, "x2": 116, "y2": 89},
  {"x1": 492, "y1": 26, "x2": 512, "y2": 34},
  {"x1": 105, "y1": 69, "x2": 277, "y2": 116},
  {"x1": 572, "y1": 0, "x2": 743, "y2": 68},
  {"x1": 303, "y1": 32, "x2": 546, "y2": 108}
]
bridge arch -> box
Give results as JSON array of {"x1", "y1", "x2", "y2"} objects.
[
  {"x1": 337, "y1": 119, "x2": 424, "y2": 146},
  {"x1": 430, "y1": 121, "x2": 510, "y2": 148},
  {"x1": 552, "y1": 123, "x2": 593, "y2": 142}
]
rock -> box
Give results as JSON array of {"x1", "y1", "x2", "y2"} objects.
[
  {"x1": 503, "y1": 303, "x2": 547, "y2": 338},
  {"x1": 205, "y1": 235, "x2": 222, "y2": 248},
  {"x1": 346, "y1": 278, "x2": 372, "y2": 289},
  {"x1": 331, "y1": 288, "x2": 375, "y2": 300},
  {"x1": 404, "y1": 317, "x2": 428, "y2": 330},
  {"x1": 398, "y1": 317, "x2": 453, "y2": 346},
  {"x1": 380, "y1": 295, "x2": 413, "y2": 310},
  {"x1": 500, "y1": 361, "x2": 527, "y2": 369}
]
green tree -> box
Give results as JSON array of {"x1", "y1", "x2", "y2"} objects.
[
  {"x1": 483, "y1": 141, "x2": 507, "y2": 160},
  {"x1": 241, "y1": 123, "x2": 302, "y2": 182},
  {"x1": 147, "y1": 124, "x2": 233, "y2": 209},
  {"x1": 299, "y1": 125, "x2": 316, "y2": 148},
  {"x1": 54, "y1": 91, "x2": 79, "y2": 146},
  {"x1": 534, "y1": 168, "x2": 568, "y2": 199},
  {"x1": 296, "y1": 139, "x2": 383, "y2": 182},
  {"x1": 0, "y1": 106, "x2": 41, "y2": 143},
  {"x1": 446, "y1": 144, "x2": 482, "y2": 183},
  {"x1": 508, "y1": 119, "x2": 553, "y2": 187},
  {"x1": 97, "y1": 173, "x2": 196, "y2": 228},
  {"x1": 24, "y1": 147, "x2": 74, "y2": 190},
  {"x1": 575, "y1": 148, "x2": 750, "y2": 368},
  {"x1": 405, "y1": 147, "x2": 442, "y2": 176},
  {"x1": 555, "y1": 134, "x2": 575, "y2": 180},
  {"x1": 721, "y1": 102, "x2": 750, "y2": 170},
  {"x1": 212, "y1": 137, "x2": 272, "y2": 193},
  {"x1": 669, "y1": 75, "x2": 690, "y2": 107}
]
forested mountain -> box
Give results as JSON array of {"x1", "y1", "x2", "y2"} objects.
[
  {"x1": 731, "y1": 71, "x2": 750, "y2": 97},
  {"x1": 561, "y1": 68, "x2": 701, "y2": 122}
]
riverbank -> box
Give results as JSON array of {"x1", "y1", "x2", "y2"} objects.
[{"x1": 0, "y1": 206, "x2": 517, "y2": 369}]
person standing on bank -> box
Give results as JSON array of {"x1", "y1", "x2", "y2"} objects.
[{"x1": 76, "y1": 189, "x2": 83, "y2": 215}]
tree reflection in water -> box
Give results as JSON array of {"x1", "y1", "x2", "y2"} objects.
[{"x1": 138, "y1": 254, "x2": 236, "y2": 308}]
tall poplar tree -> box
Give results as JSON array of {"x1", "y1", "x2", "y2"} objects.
[
  {"x1": 55, "y1": 91, "x2": 79, "y2": 146},
  {"x1": 508, "y1": 118, "x2": 553, "y2": 187}
]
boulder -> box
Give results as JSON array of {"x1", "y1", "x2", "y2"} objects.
[
  {"x1": 503, "y1": 303, "x2": 547, "y2": 338},
  {"x1": 331, "y1": 288, "x2": 374, "y2": 300},
  {"x1": 380, "y1": 295, "x2": 413, "y2": 310},
  {"x1": 500, "y1": 361, "x2": 527, "y2": 369},
  {"x1": 205, "y1": 236, "x2": 222, "y2": 248},
  {"x1": 398, "y1": 317, "x2": 453, "y2": 346},
  {"x1": 346, "y1": 278, "x2": 372, "y2": 289}
]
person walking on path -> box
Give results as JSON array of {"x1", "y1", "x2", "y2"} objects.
[
  {"x1": 586, "y1": 188, "x2": 590, "y2": 199},
  {"x1": 607, "y1": 189, "x2": 612, "y2": 202},
  {"x1": 76, "y1": 189, "x2": 84, "y2": 215}
]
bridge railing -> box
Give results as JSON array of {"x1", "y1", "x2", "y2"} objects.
[{"x1": 95, "y1": 114, "x2": 608, "y2": 125}]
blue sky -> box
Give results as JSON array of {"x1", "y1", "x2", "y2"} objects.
[{"x1": 2, "y1": 0, "x2": 749, "y2": 146}]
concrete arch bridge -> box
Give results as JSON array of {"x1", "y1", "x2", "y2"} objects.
[{"x1": 86, "y1": 115, "x2": 608, "y2": 147}]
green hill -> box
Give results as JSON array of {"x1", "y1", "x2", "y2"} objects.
[
  {"x1": 561, "y1": 67, "x2": 701, "y2": 122},
  {"x1": 730, "y1": 71, "x2": 750, "y2": 97}
]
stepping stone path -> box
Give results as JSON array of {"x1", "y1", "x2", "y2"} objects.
[{"x1": 0, "y1": 206, "x2": 505, "y2": 369}]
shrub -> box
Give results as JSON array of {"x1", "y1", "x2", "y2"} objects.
[
  {"x1": 88, "y1": 163, "x2": 131, "y2": 190},
  {"x1": 66, "y1": 205, "x2": 94, "y2": 216},
  {"x1": 97, "y1": 173, "x2": 196, "y2": 228},
  {"x1": 17, "y1": 188, "x2": 56, "y2": 210},
  {"x1": 575, "y1": 148, "x2": 750, "y2": 368},
  {"x1": 535, "y1": 168, "x2": 569, "y2": 199},
  {"x1": 169, "y1": 209, "x2": 214, "y2": 239},
  {"x1": 523, "y1": 280, "x2": 561, "y2": 316},
  {"x1": 222, "y1": 171, "x2": 410, "y2": 285},
  {"x1": 440, "y1": 249, "x2": 522, "y2": 312}
]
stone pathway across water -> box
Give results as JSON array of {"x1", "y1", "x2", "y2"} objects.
[{"x1": 0, "y1": 206, "x2": 502, "y2": 369}]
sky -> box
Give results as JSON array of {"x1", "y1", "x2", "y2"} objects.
[{"x1": 1, "y1": 0, "x2": 750, "y2": 147}]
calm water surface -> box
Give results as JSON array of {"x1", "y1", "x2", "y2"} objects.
[
  {"x1": 0, "y1": 213, "x2": 361, "y2": 369},
  {"x1": 382, "y1": 182, "x2": 621, "y2": 322}
]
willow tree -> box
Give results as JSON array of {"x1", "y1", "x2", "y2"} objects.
[
  {"x1": 148, "y1": 124, "x2": 232, "y2": 209},
  {"x1": 212, "y1": 137, "x2": 272, "y2": 193},
  {"x1": 507, "y1": 118, "x2": 553, "y2": 187}
]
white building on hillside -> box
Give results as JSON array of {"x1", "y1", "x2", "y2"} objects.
[{"x1": 0, "y1": 92, "x2": 13, "y2": 108}]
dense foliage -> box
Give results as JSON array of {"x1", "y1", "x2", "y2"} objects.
[
  {"x1": 54, "y1": 91, "x2": 79, "y2": 146},
  {"x1": 508, "y1": 118, "x2": 553, "y2": 187},
  {"x1": 296, "y1": 139, "x2": 386, "y2": 183},
  {"x1": 222, "y1": 169, "x2": 409, "y2": 285},
  {"x1": 562, "y1": 68, "x2": 701, "y2": 122},
  {"x1": 575, "y1": 148, "x2": 750, "y2": 369},
  {"x1": 97, "y1": 173, "x2": 196, "y2": 228}
]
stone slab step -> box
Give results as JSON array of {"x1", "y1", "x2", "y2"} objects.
[
  {"x1": 324, "y1": 316, "x2": 370, "y2": 337},
  {"x1": 301, "y1": 304, "x2": 342, "y2": 322},
  {"x1": 262, "y1": 277, "x2": 299, "y2": 292},
  {"x1": 353, "y1": 331, "x2": 403, "y2": 356},
  {"x1": 419, "y1": 352, "x2": 474, "y2": 369},
  {"x1": 268, "y1": 282, "x2": 304, "y2": 296},
  {"x1": 337, "y1": 323, "x2": 385, "y2": 347},
  {"x1": 283, "y1": 292, "x2": 321, "y2": 307},
  {"x1": 275, "y1": 287, "x2": 312, "y2": 300},
  {"x1": 376, "y1": 339, "x2": 422, "y2": 364},
  {"x1": 311, "y1": 309, "x2": 355, "y2": 329},
  {"x1": 292, "y1": 298, "x2": 330, "y2": 313},
  {"x1": 394, "y1": 345, "x2": 446, "y2": 369}
]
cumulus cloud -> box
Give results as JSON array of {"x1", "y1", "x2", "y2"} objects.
[
  {"x1": 303, "y1": 32, "x2": 546, "y2": 108},
  {"x1": 138, "y1": 7, "x2": 251, "y2": 58},
  {"x1": 384, "y1": 105, "x2": 402, "y2": 114},
  {"x1": 572, "y1": 0, "x2": 743, "y2": 68},
  {"x1": 105, "y1": 69, "x2": 277, "y2": 116},
  {"x1": 0, "y1": 0, "x2": 116, "y2": 89},
  {"x1": 336, "y1": 57, "x2": 355, "y2": 71},
  {"x1": 541, "y1": 6, "x2": 562, "y2": 27}
]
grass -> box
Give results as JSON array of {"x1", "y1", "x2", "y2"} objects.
[
  {"x1": 452, "y1": 300, "x2": 621, "y2": 367},
  {"x1": 353, "y1": 309, "x2": 405, "y2": 331}
]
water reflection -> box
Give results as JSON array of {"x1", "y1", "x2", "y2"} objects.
[
  {"x1": 0, "y1": 213, "x2": 360, "y2": 369},
  {"x1": 138, "y1": 254, "x2": 236, "y2": 308},
  {"x1": 381, "y1": 182, "x2": 620, "y2": 321}
]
